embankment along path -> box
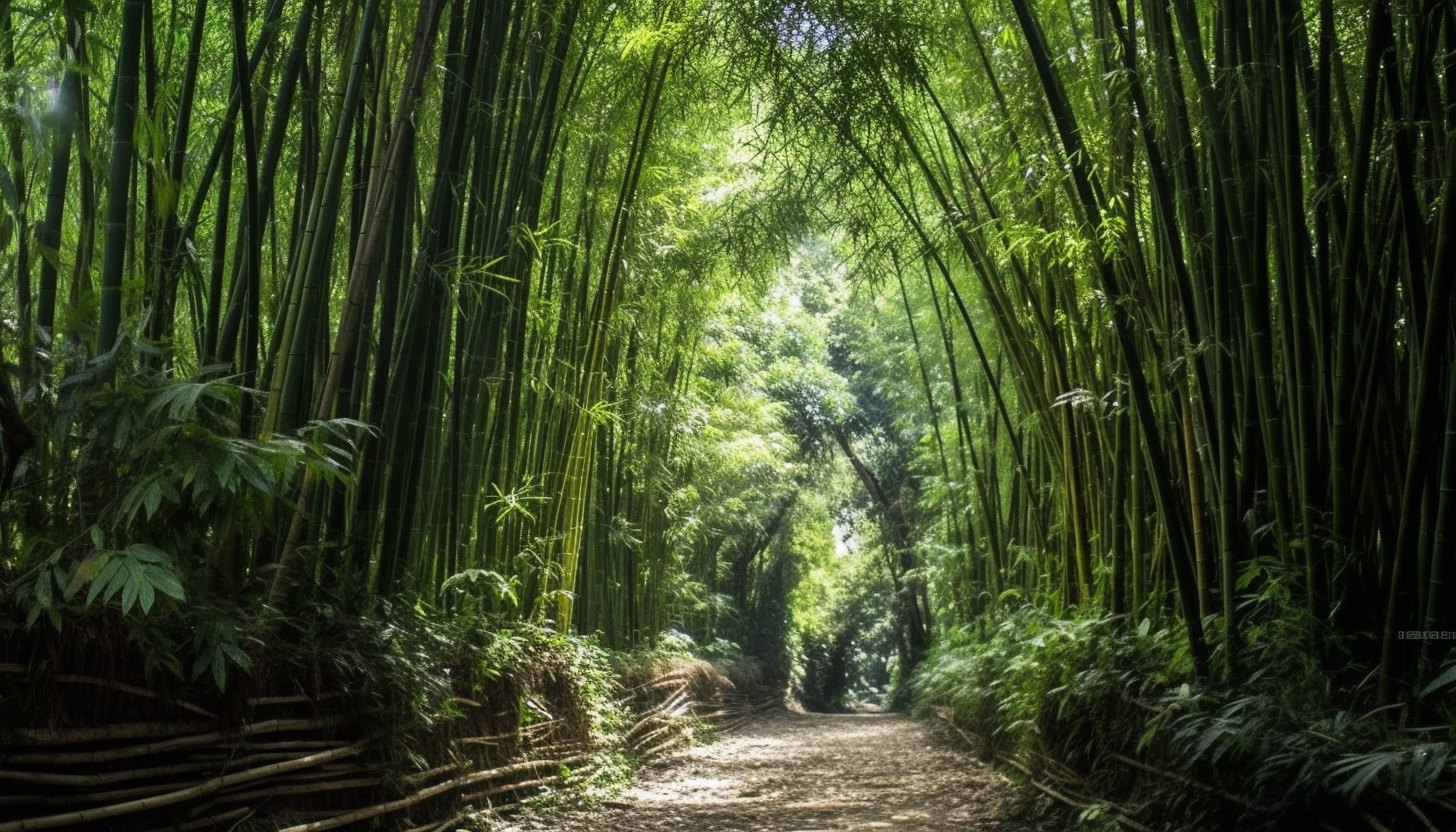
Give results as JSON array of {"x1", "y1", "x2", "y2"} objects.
[{"x1": 492, "y1": 710, "x2": 1044, "y2": 831}]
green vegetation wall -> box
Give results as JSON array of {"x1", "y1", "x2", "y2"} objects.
[
  {"x1": 3, "y1": 0, "x2": 1455, "y2": 735},
  {"x1": 728, "y1": 0, "x2": 1456, "y2": 701},
  {"x1": 0, "y1": 0, "x2": 830, "y2": 673}
]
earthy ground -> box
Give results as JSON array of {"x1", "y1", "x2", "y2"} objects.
[{"x1": 485, "y1": 709, "x2": 1049, "y2": 832}]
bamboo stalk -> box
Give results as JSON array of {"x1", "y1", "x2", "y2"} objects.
[
  {"x1": 404, "y1": 761, "x2": 466, "y2": 786},
  {"x1": 1106, "y1": 752, "x2": 1250, "y2": 806},
  {"x1": 213, "y1": 776, "x2": 381, "y2": 804},
  {"x1": 0, "y1": 762, "x2": 206, "y2": 787},
  {"x1": 401, "y1": 813, "x2": 472, "y2": 832},
  {"x1": 1425, "y1": 797, "x2": 1456, "y2": 814},
  {"x1": 630, "y1": 719, "x2": 691, "y2": 753},
  {"x1": 626, "y1": 689, "x2": 690, "y2": 739},
  {"x1": 0, "y1": 742, "x2": 365, "y2": 832},
  {"x1": 274, "y1": 754, "x2": 592, "y2": 832},
  {"x1": 458, "y1": 772, "x2": 569, "y2": 803},
  {"x1": 10, "y1": 779, "x2": 207, "y2": 808},
  {"x1": 1, "y1": 717, "x2": 349, "y2": 765},
  {"x1": 50, "y1": 676, "x2": 217, "y2": 720},
  {"x1": 0, "y1": 669, "x2": 214, "y2": 719},
  {"x1": 139, "y1": 805, "x2": 252, "y2": 832},
  {"x1": 216, "y1": 740, "x2": 352, "y2": 751},
  {"x1": 11, "y1": 721, "x2": 215, "y2": 744},
  {"x1": 246, "y1": 692, "x2": 343, "y2": 707},
  {"x1": 636, "y1": 735, "x2": 689, "y2": 760},
  {"x1": 995, "y1": 751, "x2": 1153, "y2": 832}
]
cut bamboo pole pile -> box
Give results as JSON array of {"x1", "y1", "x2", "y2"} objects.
[
  {"x1": 0, "y1": 677, "x2": 376, "y2": 832},
  {"x1": 0, "y1": 668, "x2": 604, "y2": 831},
  {"x1": 617, "y1": 663, "x2": 771, "y2": 762},
  {"x1": 0, "y1": 660, "x2": 752, "y2": 830}
]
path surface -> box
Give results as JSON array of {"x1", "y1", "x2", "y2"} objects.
[{"x1": 491, "y1": 710, "x2": 1046, "y2": 832}]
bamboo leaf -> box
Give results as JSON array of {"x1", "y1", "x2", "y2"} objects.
[
  {"x1": 143, "y1": 564, "x2": 186, "y2": 602},
  {"x1": 85, "y1": 558, "x2": 123, "y2": 606},
  {"x1": 1419, "y1": 665, "x2": 1456, "y2": 700}
]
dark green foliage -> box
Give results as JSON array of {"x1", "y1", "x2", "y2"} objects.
[
  {"x1": 915, "y1": 607, "x2": 1456, "y2": 830},
  {"x1": 265, "y1": 599, "x2": 625, "y2": 775}
]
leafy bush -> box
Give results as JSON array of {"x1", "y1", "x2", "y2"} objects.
[
  {"x1": 4, "y1": 349, "x2": 368, "y2": 687},
  {"x1": 912, "y1": 607, "x2": 1456, "y2": 830}
]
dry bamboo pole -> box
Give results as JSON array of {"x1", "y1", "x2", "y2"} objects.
[
  {"x1": 139, "y1": 806, "x2": 252, "y2": 832},
  {"x1": 1105, "y1": 752, "x2": 1250, "y2": 807},
  {"x1": 0, "y1": 762, "x2": 207, "y2": 787},
  {"x1": 273, "y1": 754, "x2": 592, "y2": 832},
  {"x1": 458, "y1": 771, "x2": 572, "y2": 803},
  {"x1": 212, "y1": 776, "x2": 382, "y2": 804},
  {"x1": 52, "y1": 676, "x2": 216, "y2": 719},
  {"x1": 0, "y1": 742, "x2": 365, "y2": 832},
  {"x1": 0, "y1": 668, "x2": 216, "y2": 719},
  {"x1": 10, "y1": 721, "x2": 215, "y2": 744},
  {"x1": 0, "y1": 716, "x2": 347, "y2": 766},
  {"x1": 247, "y1": 692, "x2": 343, "y2": 707}
]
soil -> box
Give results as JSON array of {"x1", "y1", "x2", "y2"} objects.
[{"x1": 485, "y1": 709, "x2": 1051, "y2": 832}]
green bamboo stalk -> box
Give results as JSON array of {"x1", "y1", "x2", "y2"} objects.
[
  {"x1": 97, "y1": 0, "x2": 146, "y2": 354},
  {"x1": 1380, "y1": 136, "x2": 1456, "y2": 703}
]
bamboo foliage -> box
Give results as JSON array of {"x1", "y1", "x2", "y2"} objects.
[
  {"x1": 732, "y1": 0, "x2": 1453, "y2": 697},
  {"x1": 3, "y1": 0, "x2": 1448, "y2": 722},
  {"x1": 0, "y1": 0, "x2": 824, "y2": 664}
]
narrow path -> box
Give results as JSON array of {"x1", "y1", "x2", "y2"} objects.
[{"x1": 492, "y1": 710, "x2": 1045, "y2": 831}]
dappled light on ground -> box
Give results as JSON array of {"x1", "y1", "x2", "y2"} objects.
[{"x1": 492, "y1": 710, "x2": 1039, "y2": 831}]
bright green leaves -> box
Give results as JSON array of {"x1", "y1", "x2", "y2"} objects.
[
  {"x1": 442, "y1": 568, "x2": 521, "y2": 614},
  {"x1": 19, "y1": 530, "x2": 185, "y2": 629},
  {"x1": 63, "y1": 534, "x2": 186, "y2": 616},
  {"x1": 9, "y1": 360, "x2": 373, "y2": 640}
]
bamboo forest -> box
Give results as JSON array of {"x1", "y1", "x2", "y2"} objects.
[{"x1": 0, "y1": 0, "x2": 1453, "y2": 830}]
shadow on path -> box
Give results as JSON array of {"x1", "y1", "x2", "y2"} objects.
[{"x1": 492, "y1": 709, "x2": 1046, "y2": 831}]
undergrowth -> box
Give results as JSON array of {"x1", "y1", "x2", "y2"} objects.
[
  {"x1": 0, "y1": 592, "x2": 634, "y2": 784},
  {"x1": 913, "y1": 606, "x2": 1456, "y2": 831},
  {"x1": 259, "y1": 598, "x2": 630, "y2": 777}
]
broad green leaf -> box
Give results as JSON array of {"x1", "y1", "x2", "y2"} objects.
[
  {"x1": 143, "y1": 564, "x2": 185, "y2": 602},
  {"x1": 120, "y1": 557, "x2": 147, "y2": 613},
  {"x1": 144, "y1": 480, "x2": 162, "y2": 519},
  {"x1": 221, "y1": 642, "x2": 253, "y2": 671},
  {"x1": 35, "y1": 570, "x2": 53, "y2": 607},
  {"x1": 1420, "y1": 665, "x2": 1456, "y2": 700},
  {"x1": 136, "y1": 574, "x2": 156, "y2": 614},
  {"x1": 125, "y1": 543, "x2": 171, "y2": 565},
  {"x1": 211, "y1": 649, "x2": 228, "y2": 691},
  {"x1": 85, "y1": 557, "x2": 123, "y2": 606}
]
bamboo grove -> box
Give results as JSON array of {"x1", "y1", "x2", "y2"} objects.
[
  {"x1": 0, "y1": 0, "x2": 1453, "y2": 729},
  {"x1": 732, "y1": 0, "x2": 1455, "y2": 703},
  {"x1": 0, "y1": 0, "x2": 830, "y2": 658}
]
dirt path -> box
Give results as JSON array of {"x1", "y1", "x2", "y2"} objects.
[{"x1": 489, "y1": 710, "x2": 1046, "y2": 832}]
